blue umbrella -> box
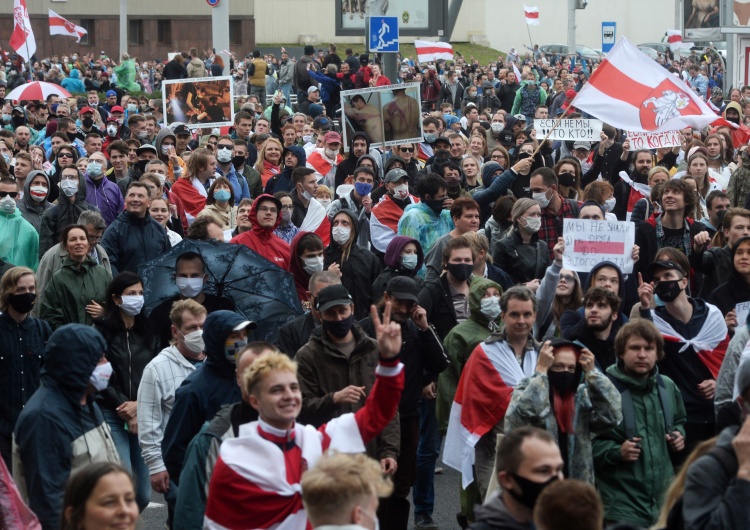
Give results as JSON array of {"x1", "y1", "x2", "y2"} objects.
[{"x1": 139, "y1": 239, "x2": 303, "y2": 342}]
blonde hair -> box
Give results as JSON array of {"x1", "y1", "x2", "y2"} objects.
[
  {"x1": 464, "y1": 231, "x2": 492, "y2": 264},
  {"x1": 254, "y1": 138, "x2": 283, "y2": 173},
  {"x1": 169, "y1": 299, "x2": 207, "y2": 333},
  {"x1": 242, "y1": 351, "x2": 298, "y2": 396},
  {"x1": 0, "y1": 267, "x2": 35, "y2": 312},
  {"x1": 301, "y1": 452, "x2": 393, "y2": 527}
]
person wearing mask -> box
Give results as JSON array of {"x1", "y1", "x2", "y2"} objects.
[
  {"x1": 264, "y1": 145, "x2": 306, "y2": 195},
  {"x1": 323, "y1": 209, "x2": 381, "y2": 320},
  {"x1": 0, "y1": 177, "x2": 39, "y2": 269},
  {"x1": 327, "y1": 166, "x2": 374, "y2": 250},
  {"x1": 505, "y1": 338, "x2": 621, "y2": 483},
  {"x1": 424, "y1": 198, "x2": 481, "y2": 282},
  {"x1": 289, "y1": 167, "x2": 329, "y2": 243},
  {"x1": 196, "y1": 176, "x2": 237, "y2": 232},
  {"x1": 494, "y1": 197, "x2": 549, "y2": 287},
  {"x1": 100, "y1": 182, "x2": 170, "y2": 275},
  {"x1": 273, "y1": 191, "x2": 300, "y2": 244},
  {"x1": 370, "y1": 168, "x2": 420, "y2": 255},
  {"x1": 18, "y1": 170, "x2": 52, "y2": 234},
  {"x1": 529, "y1": 168, "x2": 579, "y2": 259},
  {"x1": 84, "y1": 150, "x2": 124, "y2": 227},
  {"x1": 0, "y1": 267, "x2": 51, "y2": 470},
  {"x1": 230, "y1": 194, "x2": 290, "y2": 270},
  {"x1": 94, "y1": 272, "x2": 158, "y2": 512},
  {"x1": 161, "y1": 311, "x2": 255, "y2": 488},
  {"x1": 592, "y1": 320, "x2": 686, "y2": 528},
  {"x1": 137, "y1": 299, "x2": 207, "y2": 521},
  {"x1": 372, "y1": 236, "x2": 425, "y2": 304},
  {"x1": 13, "y1": 325, "x2": 119, "y2": 530},
  {"x1": 154, "y1": 127, "x2": 189, "y2": 185},
  {"x1": 308, "y1": 131, "x2": 344, "y2": 187},
  {"x1": 40, "y1": 224, "x2": 110, "y2": 329},
  {"x1": 287, "y1": 232, "x2": 328, "y2": 308}
]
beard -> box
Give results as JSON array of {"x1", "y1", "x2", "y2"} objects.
[{"x1": 586, "y1": 317, "x2": 613, "y2": 332}]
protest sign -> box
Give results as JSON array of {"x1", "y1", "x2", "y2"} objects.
[
  {"x1": 534, "y1": 119, "x2": 603, "y2": 141},
  {"x1": 626, "y1": 130, "x2": 682, "y2": 150},
  {"x1": 162, "y1": 76, "x2": 234, "y2": 128},
  {"x1": 562, "y1": 219, "x2": 635, "y2": 273},
  {"x1": 736, "y1": 301, "x2": 750, "y2": 328},
  {"x1": 340, "y1": 84, "x2": 423, "y2": 149}
]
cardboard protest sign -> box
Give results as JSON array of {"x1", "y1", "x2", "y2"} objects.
[
  {"x1": 736, "y1": 301, "x2": 750, "y2": 328},
  {"x1": 341, "y1": 84, "x2": 423, "y2": 149},
  {"x1": 562, "y1": 219, "x2": 635, "y2": 273},
  {"x1": 626, "y1": 130, "x2": 682, "y2": 150},
  {"x1": 163, "y1": 76, "x2": 234, "y2": 128},
  {"x1": 534, "y1": 119, "x2": 603, "y2": 141}
]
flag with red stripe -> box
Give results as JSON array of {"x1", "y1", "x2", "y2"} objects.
[
  {"x1": 443, "y1": 341, "x2": 537, "y2": 488},
  {"x1": 414, "y1": 40, "x2": 454, "y2": 64},
  {"x1": 524, "y1": 5, "x2": 540, "y2": 25},
  {"x1": 49, "y1": 10, "x2": 87, "y2": 43},
  {"x1": 666, "y1": 30, "x2": 693, "y2": 52},
  {"x1": 572, "y1": 37, "x2": 719, "y2": 133},
  {"x1": 10, "y1": 0, "x2": 36, "y2": 62}
]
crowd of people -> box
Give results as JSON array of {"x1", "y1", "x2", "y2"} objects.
[{"x1": 1, "y1": 37, "x2": 750, "y2": 530}]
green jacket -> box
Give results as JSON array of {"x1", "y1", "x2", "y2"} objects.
[
  {"x1": 592, "y1": 364, "x2": 686, "y2": 527},
  {"x1": 39, "y1": 257, "x2": 111, "y2": 330},
  {"x1": 505, "y1": 368, "x2": 622, "y2": 484},
  {"x1": 437, "y1": 277, "x2": 503, "y2": 433}
]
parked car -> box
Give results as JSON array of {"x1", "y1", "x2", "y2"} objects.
[
  {"x1": 639, "y1": 42, "x2": 670, "y2": 55},
  {"x1": 637, "y1": 46, "x2": 659, "y2": 59},
  {"x1": 539, "y1": 44, "x2": 602, "y2": 61}
]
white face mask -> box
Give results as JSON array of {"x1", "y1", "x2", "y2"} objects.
[
  {"x1": 303, "y1": 135, "x2": 313, "y2": 143},
  {"x1": 89, "y1": 362, "x2": 113, "y2": 391},
  {"x1": 0, "y1": 195, "x2": 16, "y2": 214},
  {"x1": 604, "y1": 198, "x2": 616, "y2": 213},
  {"x1": 180, "y1": 329, "x2": 205, "y2": 354},
  {"x1": 490, "y1": 122, "x2": 504, "y2": 133},
  {"x1": 533, "y1": 190, "x2": 550, "y2": 209},
  {"x1": 480, "y1": 295, "x2": 501, "y2": 320},
  {"x1": 107, "y1": 125, "x2": 118, "y2": 137},
  {"x1": 161, "y1": 144, "x2": 172, "y2": 155},
  {"x1": 522, "y1": 215, "x2": 541, "y2": 232},
  {"x1": 303, "y1": 255, "x2": 324, "y2": 275},
  {"x1": 301, "y1": 189, "x2": 313, "y2": 201},
  {"x1": 29, "y1": 185, "x2": 48, "y2": 202},
  {"x1": 176, "y1": 277, "x2": 204, "y2": 298},
  {"x1": 392, "y1": 183, "x2": 409, "y2": 200},
  {"x1": 401, "y1": 253, "x2": 418, "y2": 270},
  {"x1": 332, "y1": 226, "x2": 351, "y2": 245},
  {"x1": 156, "y1": 173, "x2": 167, "y2": 187},
  {"x1": 216, "y1": 148, "x2": 233, "y2": 163},
  {"x1": 318, "y1": 198, "x2": 331, "y2": 209},
  {"x1": 324, "y1": 148, "x2": 338, "y2": 159},
  {"x1": 119, "y1": 295, "x2": 144, "y2": 316},
  {"x1": 61, "y1": 179, "x2": 79, "y2": 197}
]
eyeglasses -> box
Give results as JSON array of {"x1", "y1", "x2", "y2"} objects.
[
  {"x1": 491, "y1": 154, "x2": 507, "y2": 160},
  {"x1": 257, "y1": 206, "x2": 278, "y2": 214},
  {"x1": 217, "y1": 144, "x2": 233, "y2": 151},
  {"x1": 0, "y1": 191, "x2": 18, "y2": 198},
  {"x1": 280, "y1": 205, "x2": 294, "y2": 211},
  {"x1": 87, "y1": 234, "x2": 102, "y2": 243},
  {"x1": 57, "y1": 152, "x2": 74, "y2": 158},
  {"x1": 559, "y1": 274, "x2": 577, "y2": 284},
  {"x1": 207, "y1": 142, "x2": 218, "y2": 147}
]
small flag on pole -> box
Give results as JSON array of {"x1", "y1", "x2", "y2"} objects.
[
  {"x1": 524, "y1": 5, "x2": 540, "y2": 25},
  {"x1": 665, "y1": 30, "x2": 693, "y2": 52},
  {"x1": 414, "y1": 40, "x2": 454, "y2": 63},
  {"x1": 49, "y1": 10, "x2": 88, "y2": 43},
  {"x1": 10, "y1": 0, "x2": 37, "y2": 62}
]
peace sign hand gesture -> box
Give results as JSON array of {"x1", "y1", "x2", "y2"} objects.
[{"x1": 372, "y1": 302, "x2": 402, "y2": 359}]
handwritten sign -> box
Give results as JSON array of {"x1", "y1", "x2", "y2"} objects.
[
  {"x1": 626, "y1": 130, "x2": 682, "y2": 150},
  {"x1": 534, "y1": 119, "x2": 603, "y2": 141},
  {"x1": 736, "y1": 302, "x2": 750, "y2": 328},
  {"x1": 562, "y1": 219, "x2": 635, "y2": 273}
]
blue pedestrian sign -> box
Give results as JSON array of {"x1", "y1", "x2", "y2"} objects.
[
  {"x1": 602, "y1": 22, "x2": 616, "y2": 53},
  {"x1": 369, "y1": 16, "x2": 399, "y2": 53}
]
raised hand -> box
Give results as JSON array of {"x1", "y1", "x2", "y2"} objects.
[
  {"x1": 372, "y1": 302, "x2": 402, "y2": 359},
  {"x1": 637, "y1": 273, "x2": 654, "y2": 309}
]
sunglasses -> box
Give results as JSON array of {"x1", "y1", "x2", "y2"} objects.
[
  {"x1": 0, "y1": 191, "x2": 18, "y2": 198},
  {"x1": 217, "y1": 145, "x2": 234, "y2": 151},
  {"x1": 57, "y1": 152, "x2": 74, "y2": 158},
  {"x1": 400, "y1": 147, "x2": 414, "y2": 153},
  {"x1": 559, "y1": 273, "x2": 577, "y2": 284}
]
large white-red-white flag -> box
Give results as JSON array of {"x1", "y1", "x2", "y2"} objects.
[
  {"x1": 10, "y1": 0, "x2": 36, "y2": 62},
  {"x1": 524, "y1": 5, "x2": 540, "y2": 25},
  {"x1": 49, "y1": 10, "x2": 87, "y2": 43},
  {"x1": 572, "y1": 37, "x2": 719, "y2": 133},
  {"x1": 414, "y1": 40, "x2": 454, "y2": 64},
  {"x1": 666, "y1": 30, "x2": 693, "y2": 52}
]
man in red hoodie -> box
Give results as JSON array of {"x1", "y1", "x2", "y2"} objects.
[{"x1": 230, "y1": 194, "x2": 291, "y2": 270}]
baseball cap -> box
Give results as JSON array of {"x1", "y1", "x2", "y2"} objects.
[
  {"x1": 549, "y1": 338, "x2": 584, "y2": 352},
  {"x1": 106, "y1": 90, "x2": 117, "y2": 97},
  {"x1": 384, "y1": 168, "x2": 409, "y2": 183},
  {"x1": 12, "y1": 106, "x2": 24, "y2": 114},
  {"x1": 80, "y1": 106, "x2": 95, "y2": 115},
  {"x1": 513, "y1": 114, "x2": 527, "y2": 122},
  {"x1": 433, "y1": 136, "x2": 451, "y2": 147},
  {"x1": 565, "y1": 89, "x2": 577, "y2": 99},
  {"x1": 110, "y1": 105, "x2": 125, "y2": 114},
  {"x1": 647, "y1": 260, "x2": 686, "y2": 279},
  {"x1": 307, "y1": 85, "x2": 319, "y2": 94},
  {"x1": 173, "y1": 124, "x2": 191, "y2": 137},
  {"x1": 573, "y1": 141, "x2": 591, "y2": 150},
  {"x1": 315, "y1": 284, "x2": 354, "y2": 312},
  {"x1": 312, "y1": 116, "x2": 331, "y2": 131},
  {"x1": 136, "y1": 144, "x2": 157, "y2": 156},
  {"x1": 386, "y1": 276, "x2": 419, "y2": 303},
  {"x1": 323, "y1": 131, "x2": 341, "y2": 144}
]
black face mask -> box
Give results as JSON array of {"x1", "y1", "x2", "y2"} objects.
[
  {"x1": 11, "y1": 115, "x2": 25, "y2": 128},
  {"x1": 727, "y1": 114, "x2": 741, "y2": 125},
  {"x1": 8, "y1": 292, "x2": 36, "y2": 314},
  {"x1": 446, "y1": 262, "x2": 473, "y2": 282},
  {"x1": 82, "y1": 117, "x2": 94, "y2": 129},
  {"x1": 136, "y1": 159, "x2": 149, "y2": 173},
  {"x1": 424, "y1": 198, "x2": 444, "y2": 216},
  {"x1": 232, "y1": 155, "x2": 246, "y2": 169},
  {"x1": 548, "y1": 370, "x2": 579, "y2": 396},
  {"x1": 558, "y1": 172, "x2": 576, "y2": 187},
  {"x1": 507, "y1": 473, "x2": 558, "y2": 509},
  {"x1": 322, "y1": 314, "x2": 355, "y2": 339},
  {"x1": 654, "y1": 280, "x2": 683, "y2": 303},
  {"x1": 516, "y1": 152, "x2": 531, "y2": 161}
]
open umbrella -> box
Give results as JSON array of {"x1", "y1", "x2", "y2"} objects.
[
  {"x1": 139, "y1": 239, "x2": 303, "y2": 342},
  {"x1": 5, "y1": 81, "x2": 72, "y2": 102}
]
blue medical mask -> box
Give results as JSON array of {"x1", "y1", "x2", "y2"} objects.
[
  {"x1": 214, "y1": 189, "x2": 231, "y2": 202},
  {"x1": 87, "y1": 161, "x2": 103, "y2": 177},
  {"x1": 354, "y1": 181, "x2": 373, "y2": 197}
]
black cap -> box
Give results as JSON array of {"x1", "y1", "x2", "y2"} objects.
[
  {"x1": 304, "y1": 45, "x2": 315, "y2": 56},
  {"x1": 433, "y1": 136, "x2": 450, "y2": 147},
  {"x1": 385, "y1": 276, "x2": 419, "y2": 303},
  {"x1": 359, "y1": 54, "x2": 369, "y2": 64},
  {"x1": 549, "y1": 338, "x2": 584, "y2": 352},
  {"x1": 647, "y1": 260, "x2": 686, "y2": 279},
  {"x1": 173, "y1": 124, "x2": 190, "y2": 137},
  {"x1": 315, "y1": 284, "x2": 353, "y2": 312},
  {"x1": 312, "y1": 116, "x2": 332, "y2": 131}
]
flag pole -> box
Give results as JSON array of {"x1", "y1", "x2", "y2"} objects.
[
  {"x1": 526, "y1": 24, "x2": 534, "y2": 51},
  {"x1": 531, "y1": 114, "x2": 565, "y2": 158}
]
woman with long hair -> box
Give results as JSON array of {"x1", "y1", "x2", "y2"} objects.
[
  {"x1": 486, "y1": 145, "x2": 510, "y2": 170},
  {"x1": 197, "y1": 176, "x2": 237, "y2": 230},
  {"x1": 171, "y1": 147, "x2": 216, "y2": 218},
  {"x1": 94, "y1": 271, "x2": 158, "y2": 513},
  {"x1": 536, "y1": 260, "x2": 584, "y2": 341},
  {"x1": 582, "y1": 180, "x2": 617, "y2": 220},
  {"x1": 468, "y1": 133, "x2": 488, "y2": 161},
  {"x1": 493, "y1": 197, "x2": 550, "y2": 286},
  {"x1": 552, "y1": 157, "x2": 582, "y2": 201},
  {"x1": 255, "y1": 138, "x2": 283, "y2": 188},
  {"x1": 149, "y1": 197, "x2": 183, "y2": 247}
]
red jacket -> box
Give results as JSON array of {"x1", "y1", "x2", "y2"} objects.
[
  {"x1": 230, "y1": 194, "x2": 290, "y2": 270},
  {"x1": 171, "y1": 177, "x2": 207, "y2": 218}
]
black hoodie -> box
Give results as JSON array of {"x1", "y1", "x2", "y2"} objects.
[
  {"x1": 708, "y1": 236, "x2": 750, "y2": 316},
  {"x1": 335, "y1": 131, "x2": 371, "y2": 189}
]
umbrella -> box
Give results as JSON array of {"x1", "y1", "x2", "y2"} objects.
[
  {"x1": 139, "y1": 239, "x2": 303, "y2": 342},
  {"x1": 5, "y1": 81, "x2": 72, "y2": 102}
]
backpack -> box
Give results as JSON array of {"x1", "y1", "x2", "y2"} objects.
[{"x1": 608, "y1": 373, "x2": 674, "y2": 439}]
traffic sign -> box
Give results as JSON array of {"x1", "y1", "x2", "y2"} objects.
[
  {"x1": 206, "y1": 0, "x2": 220, "y2": 6},
  {"x1": 602, "y1": 22, "x2": 616, "y2": 53},
  {"x1": 369, "y1": 16, "x2": 399, "y2": 53}
]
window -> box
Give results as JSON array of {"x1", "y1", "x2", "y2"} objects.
[
  {"x1": 79, "y1": 19, "x2": 94, "y2": 45},
  {"x1": 128, "y1": 20, "x2": 143, "y2": 46},
  {"x1": 157, "y1": 20, "x2": 171, "y2": 45},
  {"x1": 229, "y1": 20, "x2": 242, "y2": 46}
]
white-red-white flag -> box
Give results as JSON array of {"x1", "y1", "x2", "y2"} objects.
[
  {"x1": 524, "y1": 5, "x2": 540, "y2": 25},
  {"x1": 572, "y1": 37, "x2": 719, "y2": 133},
  {"x1": 10, "y1": 0, "x2": 36, "y2": 62},
  {"x1": 666, "y1": 30, "x2": 693, "y2": 52},
  {"x1": 49, "y1": 10, "x2": 87, "y2": 43},
  {"x1": 414, "y1": 40, "x2": 454, "y2": 63}
]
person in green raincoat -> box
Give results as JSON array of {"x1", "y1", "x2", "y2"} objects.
[{"x1": 114, "y1": 53, "x2": 141, "y2": 93}]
